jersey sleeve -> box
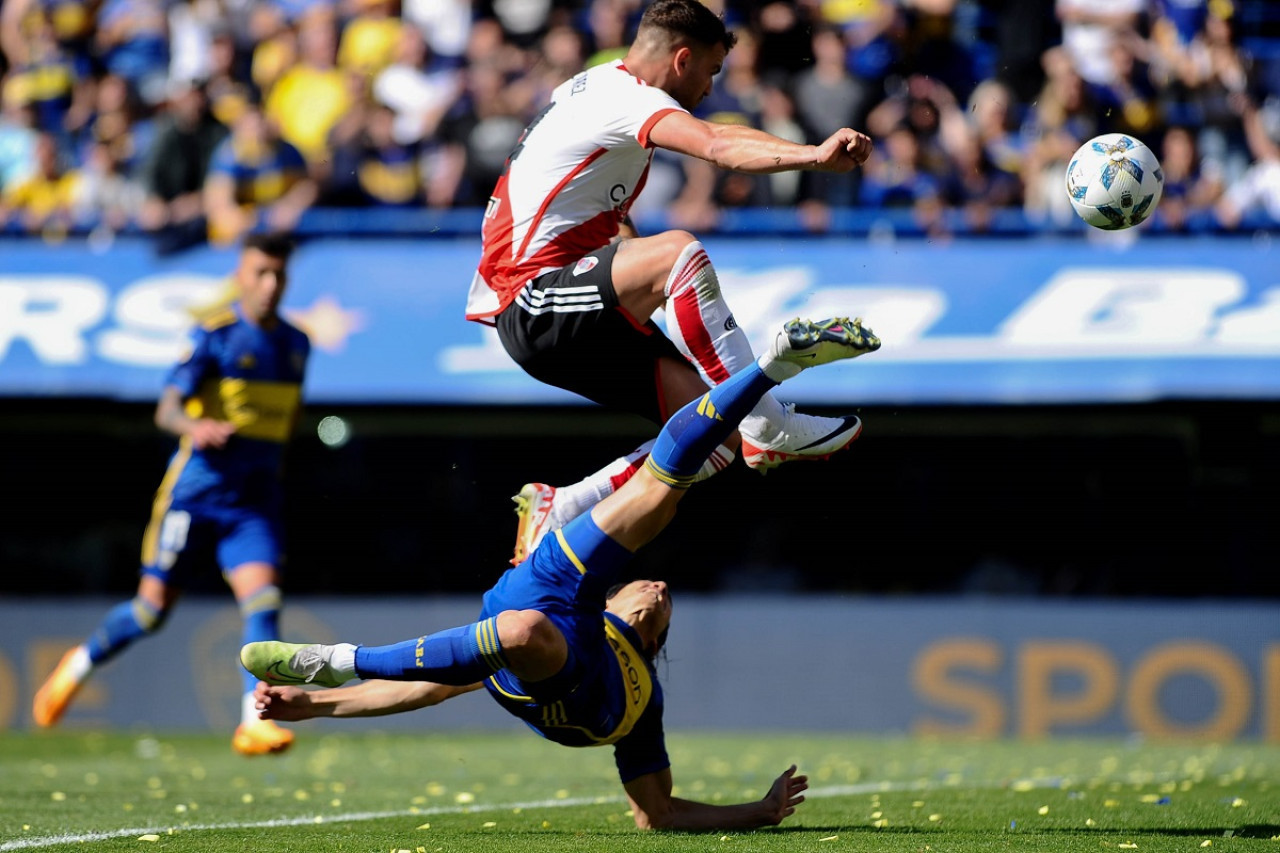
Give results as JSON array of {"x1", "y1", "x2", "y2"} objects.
[
  {"x1": 595, "y1": 67, "x2": 686, "y2": 150},
  {"x1": 208, "y1": 138, "x2": 237, "y2": 179},
  {"x1": 164, "y1": 325, "x2": 214, "y2": 397},
  {"x1": 612, "y1": 683, "x2": 670, "y2": 783}
]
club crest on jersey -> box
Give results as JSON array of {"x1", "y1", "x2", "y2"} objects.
[
  {"x1": 238, "y1": 353, "x2": 257, "y2": 369},
  {"x1": 573, "y1": 257, "x2": 599, "y2": 276}
]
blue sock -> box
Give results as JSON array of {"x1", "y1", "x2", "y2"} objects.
[
  {"x1": 85, "y1": 598, "x2": 163, "y2": 665},
  {"x1": 354, "y1": 617, "x2": 507, "y2": 685},
  {"x1": 646, "y1": 361, "x2": 778, "y2": 488},
  {"x1": 239, "y1": 585, "x2": 282, "y2": 694}
]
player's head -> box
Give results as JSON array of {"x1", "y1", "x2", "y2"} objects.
[
  {"x1": 633, "y1": 0, "x2": 736, "y2": 110},
  {"x1": 605, "y1": 579, "x2": 672, "y2": 661},
  {"x1": 235, "y1": 232, "x2": 294, "y2": 325}
]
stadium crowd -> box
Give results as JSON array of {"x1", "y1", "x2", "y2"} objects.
[{"x1": 0, "y1": 0, "x2": 1277, "y2": 249}]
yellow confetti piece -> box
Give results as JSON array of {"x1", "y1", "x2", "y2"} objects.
[
  {"x1": 913, "y1": 801, "x2": 926, "y2": 808},
  {"x1": 174, "y1": 805, "x2": 186, "y2": 814},
  {"x1": 1231, "y1": 798, "x2": 1247, "y2": 808},
  {"x1": 22, "y1": 826, "x2": 30, "y2": 831},
  {"x1": 481, "y1": 821, "x2": 497, "y2": 828},
  {"x1": 137, "y1": 835, "x2": 160, "y2": 843},
  {"x1": 1140, "y1": 794, "x2": 1160, "y2": 803},
  {"x1": 872, "y1": 819, "x2": 888, "y2": 828},
  {"x1": 929, "y1": 814, "x2": 942, "y2": 822},
  {"x1": 1201, "y1": 841, "x2": 1213, "y2": 847},
  {"x1": 416, "y1": 823, "x2": 431, "y2": 830},
  {"x1": 541, "y1": 820, "x2": 551, "y2": 828},
  {"x1": 1086, "y1": 819, "x2": 1097, "y2": 827},
  {"x1": 719, "y1": 836, "x2": 730, "y2": 842},
  {"x1": 416, "y1": 848, "x2": 426, "y2": 853},
  {"x1": 411, "y1": 796, "x2": 426, "y2": 805},
  {"x1": 454, "y1": 792, "x2": 475, "y2": 804},
  {"x1": 819, "y1": 836, "x2": 839, "y2": 842},
  {"x1": 1012, "y1": 780, "x2": 1036, "y2": 792},
  {"x1": 1120, "y1": 843, "x2": 1138, "y2": 849},
  {"x1": 51, "y1": 792, "x2": 66, "y2": 801},
  {"x1": 555, "y1": 789, "x2": 570, "y2": 799},
  {"x1": 871, "y1": 811, "x2": 883, "y2": 819},
  {"x1": 1105, "y1": 799, "x2": 1120, "y2": 808},
  {"x1": 240, "y1": 794, "x2": 253, "y2": 804},
  {"x1": 312, "y1": 817, "x2": 323, "y2": 824},
  {"x1": 1039, "y1": 806, "x2": 1050, "y2": 815}
]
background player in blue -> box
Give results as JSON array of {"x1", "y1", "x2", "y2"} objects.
[
  {"x1": 33, "y1": 232, "x2": 310, "y2": 757},
  {"x1": 242, "y1": 315, "x2": 880, "y2": 829}
]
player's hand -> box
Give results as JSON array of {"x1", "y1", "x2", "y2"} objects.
[
  {"x1": 190, "y1": 418, "x2": 236, "y2": 450},
  {"x1": 759, "y1": 764, "x2": 808, "y2": 825},
  {"x1": 254, "y1": 681, "x2": 317, "y2": 721},
  {"x1": 814, "y1": 128, "x2": 873, "y2": 172}
]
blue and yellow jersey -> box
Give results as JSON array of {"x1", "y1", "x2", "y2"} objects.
[
  {"x1": 209, "y1": 136, "x2": 308, "y2": 206},
  {"x1": 161, "y1": 303, "x2": 309, "y2": 508},
  {"x1": 479, "y1": 518, "x2": 670, "y2": 784}
]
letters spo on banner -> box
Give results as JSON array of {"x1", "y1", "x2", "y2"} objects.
[{"x1": 1, "y1": 238, "x2": 1278, "y2": 404}]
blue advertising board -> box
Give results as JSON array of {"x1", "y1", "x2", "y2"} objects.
[{"x1": 1, "y1": 235, "x2": 1277, "y2": 404}]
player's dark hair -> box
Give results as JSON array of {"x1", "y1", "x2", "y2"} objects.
[
  {"x1": 605, "y1": 582, "x2": 670, "y2": 663},
  {"x1": 242, "y1": 231, "x2": 295, "y2": 262},
  {"x1": 637, "y1": 0, "x2": 737, "y2": 52}
]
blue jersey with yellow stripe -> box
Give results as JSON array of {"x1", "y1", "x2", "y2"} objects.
[
  {"x1": 162, "y1": 303, "x2": 309, "y2": 508},
  {"x1": 479, "y1": 515, "x2": 670, "y2": 784}
]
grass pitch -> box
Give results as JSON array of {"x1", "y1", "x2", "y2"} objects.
[{"x1": 1, "y1": 730, "x2": 1277, "y2": 853}]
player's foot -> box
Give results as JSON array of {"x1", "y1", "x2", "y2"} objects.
[
  {"x1": 232, "y1": 718, "x2": 295, "y2": 756},
  {"x1": 240, "y1": 641, "x2": 355, "y2": 687},
  {"x1": 770, "y1": 317, "x2": 880, "y2": 369},
  {"x1": 741, "y1": 406, "x2": 863, "y2": 472},
  {"x1": 511, "y1": 482, "x2": 556, "y2": 566},
  {"x1": 32, "y1": 647, "x2": 87, "y2": 728}
]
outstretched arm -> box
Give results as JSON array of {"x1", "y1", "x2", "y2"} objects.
[
  {"x1": 622, "y1": 764, "x2": 808, "y2": 831},
  {"x1": 253, "y1": 679, "x2": 483, "y2": 720},
  {"x1": 648, "y1": 110, "x2": 871, "y2": 174}
]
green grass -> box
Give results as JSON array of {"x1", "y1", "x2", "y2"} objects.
[{"x1": 2, "y1": 731, "x2": 1277, "y2": 853}]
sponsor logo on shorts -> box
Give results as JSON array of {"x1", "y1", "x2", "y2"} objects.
[
  {"x1": 573, "y1": 257, "x2": 599, "y2": 276},
  {"x1": 724, "y1": 315, "x2": 737, "y2": 331}
]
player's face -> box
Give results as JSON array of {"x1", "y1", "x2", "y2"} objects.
[
  {"x1": 672, "y1": 42, "x2": 726, "y2": 110},
  {"x1": 606, "y1": 579, "x2": 673, "y2": 651},
  {"x1": 236, "y1": 247, "x2": 289, "y2": 325}
]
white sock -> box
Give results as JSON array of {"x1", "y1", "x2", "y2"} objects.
[
  {"x1": 662, "y1": 240, "x2": 786, "y2": 440},
  {"x1": 67, "y1": 646, "x2": 93, "y2": 681},
  {"x1": 758, "y1": 349, "x2": 804, "y2": 383},
  {"x1": 241, "y1": 691, "x2": 259, "y2": 725},
  {"x1": 329, "y1": 642, "x2": 358, "y2": 677},
  {"x1": 549, "y1": 441, "x2": 735, "y2": 531}
]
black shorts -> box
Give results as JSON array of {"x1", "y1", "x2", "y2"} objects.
[{"x1": 496, "y1": 242, "x2": 688, "y2": 425}]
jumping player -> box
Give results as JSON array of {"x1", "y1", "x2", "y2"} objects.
[
  {"x1": 242, "y1": 316, "x2": 880, "y2": 829},
  {"x1": 465, "y1": 0, "x2": 875, "y2": 561},
  {"x1": 33, "y1": 232, "x2": 309, "y2": 757}
]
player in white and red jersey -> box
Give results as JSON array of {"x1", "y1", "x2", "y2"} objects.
[{"x1": 466, "y1": 0, "x2": 875, "y2": 564}]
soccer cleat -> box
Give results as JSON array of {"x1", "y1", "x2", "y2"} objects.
[
  {"x1": 240, "y1": 641, "x2": 354, "y2": 688},
  {"x1": 511, "y1": 482, "x2": 556, "y2": 566},
  {"x1": 32, "y1": 647, "x2": 87, "y2": 728},
  {"x1": 232, "y1": 718, "x2": 295, "y2": 756},
  {"x1": 770, "y1": 317, "x2": 880, "y2": 368},
  {"x1": 741, "y1": 406, "x2": 863, "y2": 472}
]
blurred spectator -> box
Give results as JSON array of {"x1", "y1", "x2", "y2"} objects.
[
  {"x1": 1055, "y1": 0, "x2": 1143, "y2": 88},
  {"x1": 964, "y1": 79, "x2": 1025, "y2": 184},
  {"x1": 325, "y1": 87, "x2": 428, "y2": 207},
  {"x1": 1216, "y1": 95, "x2": 1280, "y2": 228},
  {"x1": 794, "y1": 25, "x2": 872, "y2": 207},
  {"x1": 205, "y1": 26, "x2": 256, "y2": 127},
  {"x1": 372, "y1": 23, "x2": 462, "y2": 145},
  {"x1": 1090, "y1": 32, "x2": 1160, "y2": 136},
  {"x1": 0, "y1": 92, "x2": 39, "y2": 192},
  {"x1": 76, "y1": 138, "x2": 145, "y2": 237},
  {"x1": 203, "y1": 98, "x2": 316, "y2": 244},
  {"x1": 81, "y1": 72, "x2": 150, "y2": 176},
  {"x1": 337, "y1": 0, "x2": 403, "y2": 77},
  {"x1": 3, "y1": 11, "x2": 84, "y2": 138},
  {"x1": 265, "y1": 9, "x2": 352, "y2": 164},
  {"x1": 582, "y1": 0, "x2": 634, "y2": 68},
  {"x1": 437, "y1": 59, "x2": 532, "y2": 205},
  {"x1": 1156, "y1": 124, "x2": 1224, "y2": 230},
  {"x1": 860, "y1": 124, "x2": 943, "y2": 208},
  {"x1": 94, "y1": 0, "x2": 170, "y2": 107},
  {"x1": 751, "y1": 1, "x2": 813, "y2": 83},
  {"x1": 401, "y1": 0, "x2": 471, "y2": 67},
  {"x1": 138, "y1": 79, "x2": 228, "y2": 253},
  {"x1": 168, "y1": 0, "x2": 226, "y2": 87},
  {"x1": 1022, "y1": 45, "x2": 1099, "y2": 226},
  {"x1": 977, "y1": 0, "x2": 1059, "y2": 103},
  {"x1": 0, "y1": 130, "x2": 83, "y2": 235}
]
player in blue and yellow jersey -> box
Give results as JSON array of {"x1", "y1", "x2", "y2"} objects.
[
  {"x1": 33, "y1": 232, "x2": 311, "y2": 757},
  {"x1": 242, "y1": 315, "x2": 880, "y2": 829}
]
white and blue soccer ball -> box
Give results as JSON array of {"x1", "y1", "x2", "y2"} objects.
[{"x1": 1065, "y1": 133, "x2": 1164, "y2": 230}]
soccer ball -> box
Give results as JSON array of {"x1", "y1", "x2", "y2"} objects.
[{"x1": 1064, "y1": 134, "x2": 1164, "y2": 230}]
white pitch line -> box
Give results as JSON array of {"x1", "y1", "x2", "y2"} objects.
[{"x1": 0, "y1": 777, "x2": 1063, "y2": 850}]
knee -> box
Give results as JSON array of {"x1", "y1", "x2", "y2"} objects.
[
  {"x1": 496, "y1": 610, "x2": 563, "y2": 658},
  {"x1": 660, "y1": 230, "x2": 699, "y2": 261}
]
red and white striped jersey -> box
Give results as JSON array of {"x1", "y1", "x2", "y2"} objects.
[{"x1": 465, "y1": 60, "x2": 686, "y2": 323}]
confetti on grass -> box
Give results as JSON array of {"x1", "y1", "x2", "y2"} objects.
[{"x1": 137, "y1": 835, "x2": 160, "y2": 843}]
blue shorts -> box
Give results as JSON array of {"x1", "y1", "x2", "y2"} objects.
[
  {"x1": 479, "y1": 513, "x2": 657, "y2": 745},
  {"x1": 140, "y1": 502, "x2": 283, "y2": 583}
]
